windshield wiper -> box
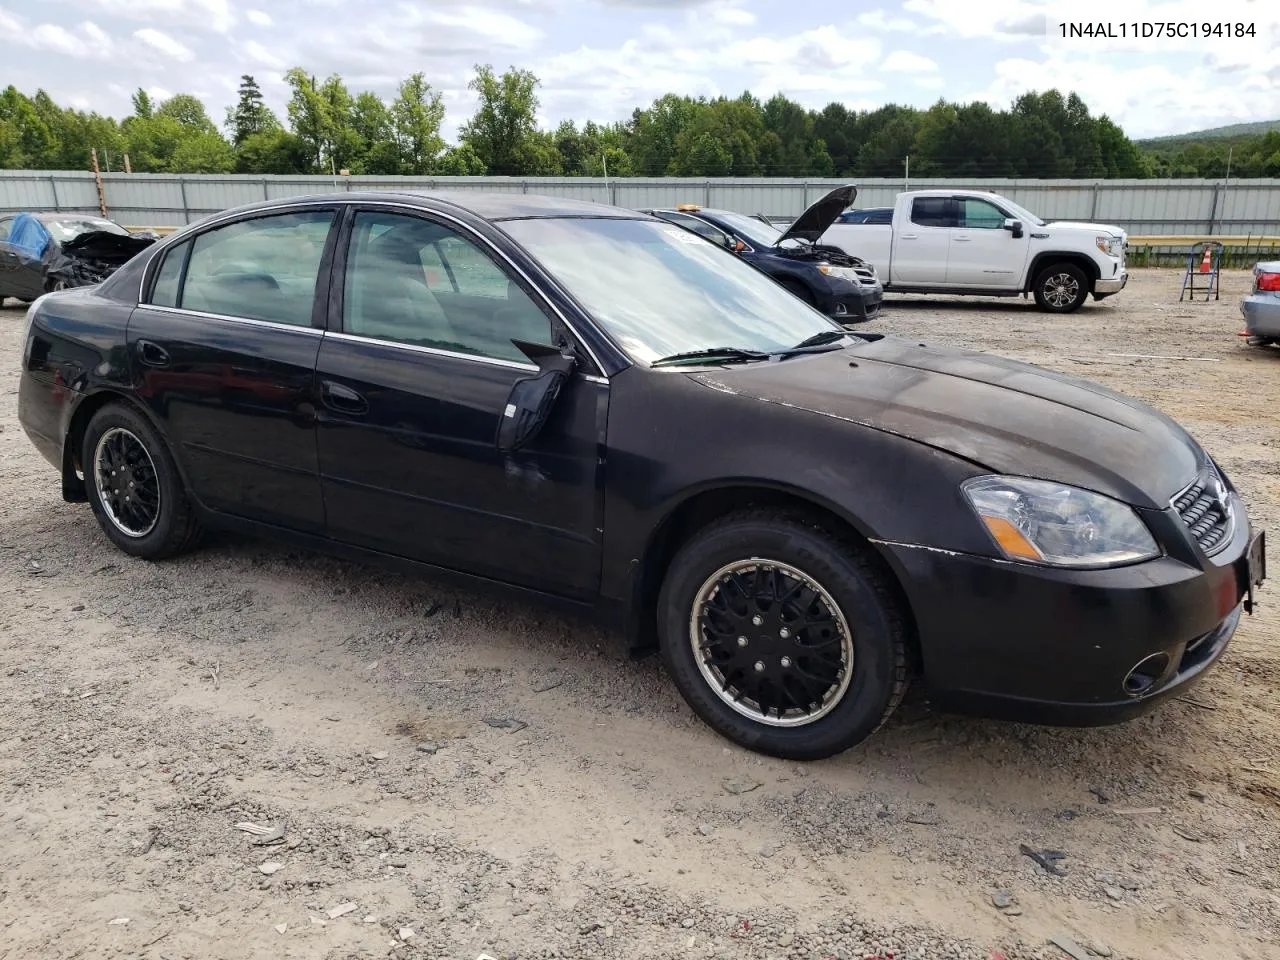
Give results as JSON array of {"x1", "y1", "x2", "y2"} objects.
[
  {"x1": 651, "y1": 347, "x2": 771, "y2": 368},
  {"x1": 789, "y1": 329, "x2": 849, "y2": 350}
]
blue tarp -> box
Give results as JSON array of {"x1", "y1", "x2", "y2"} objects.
[{"x1": 8, "y1": 213, "x2": 50, "y2": 259}]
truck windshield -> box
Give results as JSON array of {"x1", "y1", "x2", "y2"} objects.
[
  {"x1": 996, "y1": 198, "x2": 1046, "y2": 227},
  {"x1": 501, "y1": 216, "x2": 844, "y2": 366}
]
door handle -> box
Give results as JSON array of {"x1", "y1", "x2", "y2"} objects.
[
  {"x1": 136, "y1": 339, "x2": 170, "y2": 367},
  {"x1": 320, "y1": 379, "x2": 368, "y2": 416},
  {"x1": 898, "y1": 233, "x2": 918, "y2": 240},
  {"x1": 953, "y1": 236, "x2": 972, "y2": 242}
]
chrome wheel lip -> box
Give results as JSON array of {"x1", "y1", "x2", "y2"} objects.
[
  {"x1": 1044, "y1": 273, "x2": 1080, "y2": 308},
  {"x1": 688, "y1": 557, "x2": 854, "y2": 728},
  {"x1": 93, "y1": 427, "x2": 160, "y2": 538}
]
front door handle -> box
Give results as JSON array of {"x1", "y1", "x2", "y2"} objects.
[
  {"x1": 898, "y1": 233, "x2": 918, "y2": 240},
  {"x1": 136, "y1": 339, "x2": 170, "y2": 367},
  {"x1": 952, "y1": 236, "x2": 972, "y2": 242},
  {"x1": 320, "y1": 379, "x2": 368, "y2": 416}
]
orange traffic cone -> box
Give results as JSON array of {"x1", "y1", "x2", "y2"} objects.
[{"x1": 1199, "y1": 247, "x2": 1213, "y2": 273}]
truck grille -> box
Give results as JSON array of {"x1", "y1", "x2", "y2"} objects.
[{"x1": 1171, "y1": 468, "x2": 1233, "y2": 556}]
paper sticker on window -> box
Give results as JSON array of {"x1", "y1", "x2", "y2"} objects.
[{"x1": 663, "y1": 228, "x2": 702, "y2": 245}]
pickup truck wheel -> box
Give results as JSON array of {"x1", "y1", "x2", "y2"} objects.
[
  {"x1": 657, "y1": 509, "x2": 909, "y2": 761},
  {"x1": 1032, "y1": 264, "x2": 1089, "y2": 313}
]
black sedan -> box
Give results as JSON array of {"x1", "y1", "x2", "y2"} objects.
[
  {"x1": 0, "y1": 211, "x2": 156, "y2": 303},
  {"x1": 640, "y1": 185, "x2": 884, "y2": 323},
  {"x1": 16, "y1": 191, "x2": 1266, "y2": 760}
]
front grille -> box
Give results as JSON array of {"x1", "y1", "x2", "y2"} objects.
[{"x1": 1171, "y1": 469, "x2": 1233, "y2": 555}]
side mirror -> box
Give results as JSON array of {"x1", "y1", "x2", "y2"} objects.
[
  {"x1": 495, "y1": 340, "x2": 576, "y2": 453},
  {"x1": 1003, "y1": 218, "x2": 1024, "y2": 239}
]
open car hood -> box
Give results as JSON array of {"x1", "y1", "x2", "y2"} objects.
[
  {"x1": 776, "y1": 184, "x2": 858, "y2": 245},
  {"x1": 61, "y1": 231, "x2": 157, "y2": 262}
]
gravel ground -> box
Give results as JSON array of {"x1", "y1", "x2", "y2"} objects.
[{"x1": 1, "y1": 269, "x2": 1277, "y2": 960}]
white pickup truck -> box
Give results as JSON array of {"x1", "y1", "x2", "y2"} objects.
[{"x1": 817, "y1": 189, "x2": 1128, "y2": 313}]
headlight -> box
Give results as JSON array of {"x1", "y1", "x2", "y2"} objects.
[
  {"x1": 817, "y1": 263, "x2": 866, "y2": 284},
  {"x1": 962, "y1": 476, "x2": 1160, "y2": 568},
  {"x1": 1095, "y1": 235, "x2": 1121, "y2": 256}
]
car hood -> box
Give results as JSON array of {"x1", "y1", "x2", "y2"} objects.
[
  {"x1": 777, "y1": 184, "x2": 859, "y2": 245},
  {"x1": 686, "y1": 337, "x2": 1201, "y2": 509},
  {"x1": 1040, "y1": 220, "x2": 1127, "y2": 238},
  {"x1": 60, "y1": 231, "x2": 157, "y2": 262}
]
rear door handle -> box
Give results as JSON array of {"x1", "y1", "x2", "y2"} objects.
[
  {"x1": 321, "y1": 379, "x2": 368, "y2": 416},
  {"x1": 136, "y1": 339, "x2": 170, "y2": 367},
  {"x1": 953, "y1": 236, "x2": 972, "y2": 242},
  {"x1": 898, "y1": 233, "x2": 918, "y2": 240}
]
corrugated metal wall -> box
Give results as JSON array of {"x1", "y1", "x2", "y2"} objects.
[{"x1": 3, "y1": 171, "x2": 1279, "y2": 235}]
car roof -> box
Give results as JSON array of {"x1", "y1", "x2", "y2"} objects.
[{"x1": 202, "y1": 190, "x2": 650, "y2": 224}]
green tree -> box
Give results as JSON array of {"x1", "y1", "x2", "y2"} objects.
[
  {"x1": 234, "y1": 129, "x2": 308, "y2": 174},
  {"x1": 227, "y1": 75, "x2": 278, "y2": 146},
  {"x1": 391, "y1": 73, "x2": 446, "y2": 174},
  {"x1": 0, "y1": 87, "x2": 56, "y2": 167},
  {"x1": 436, "y1": 143, "x2": 487, "y2": 175},
  {"x1": 131, "y1": 88, "x2": 153, "y2": 119},
  {"x1": 459, "y1": 64, "x2": 542, "y2": 176},
  {"x1": 157, "y1": 93, "x2": 218, "y2": 134}
]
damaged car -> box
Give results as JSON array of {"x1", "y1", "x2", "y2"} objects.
[
  {"x1": 641, "y1": 185, "x2": 884, "y2": 323},
  {"x1": 0, "y1": 212, "x2": 157, "y2": 304},
  {"x1": 16, "y1": 190, "x2": 1267, "y2": 761}
]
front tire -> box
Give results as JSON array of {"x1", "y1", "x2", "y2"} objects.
[
  {"x1": 657, "y1": 510, "x2": 908, "y2": 760},
  {"x1": 82, "y1": 402, "x2": 201, "y2": 559},
  {"x1": 1032, "y1": 263, "x2": 1089, "y2": 313}
]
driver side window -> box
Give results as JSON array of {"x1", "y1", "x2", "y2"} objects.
[
  {"x1": 342, "y1": 211, "x2": 553, "y2": 364},
  {"x1": 959, "y1": 199, "x2": 1007, "y2": 229}
]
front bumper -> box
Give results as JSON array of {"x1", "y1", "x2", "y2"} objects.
[
  {"x1": 826, "y1": 284, "x2": 883, "y2": 323},
  {"x1": 879, "y1": 506, "x2": 1264, "y2": 727},
  {"x1": 1094, "y1": 269, "x2": 1128, "y2": 296},
  {"x1": 1241, "y1": 295, "x2": 1280, "y2": 338}
]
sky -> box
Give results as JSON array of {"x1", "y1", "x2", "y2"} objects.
[{"x1": 2, "y1": 0, "x2": 1278, "y2": 143}]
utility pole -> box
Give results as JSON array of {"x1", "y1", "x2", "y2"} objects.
[
  {"x1": 90, "y1": 148, "x2": 108, "y2": 217},
  {"x1": 904, "y1": 155, "x2": 910, "y2": 192}
]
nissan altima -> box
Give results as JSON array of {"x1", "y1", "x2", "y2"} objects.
[{"x1": 16, "y1": 191, "x2": 1267, "y2": 760}]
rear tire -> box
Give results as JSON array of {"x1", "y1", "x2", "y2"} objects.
[
  {"x1": 657, "y1": 509, "x2": 909, "y2": 761},
  {"x1": 1032, "y1": 263, "x2": 1089, "y2": 313},
  {"x1": 82, "y1": 403, "x2": 201, "y2": 560}
]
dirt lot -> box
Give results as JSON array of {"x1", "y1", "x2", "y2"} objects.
[{"x1": 1, "y1": 268, "x2": 1277, "y2": 960}]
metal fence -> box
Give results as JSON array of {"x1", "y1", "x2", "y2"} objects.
[{"x1": 3, "y1": 171, "x2": 1280, "y2": 236}]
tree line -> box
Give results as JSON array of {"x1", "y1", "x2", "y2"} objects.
[{"x1": 2, "y1": 66, "x2": 1277, "y2": 180}]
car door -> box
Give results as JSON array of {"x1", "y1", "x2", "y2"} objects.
[
  {"x1": 126, "y1": 206, "x2": 339, "y2": 534},
  {"x1": 890, "y1": 197, "x2": 954, "y2": 284},
  {"x1": 0, "y1": 217, "x2": 16, "y2": 297},
  {"x1": 313, "y1": 205, "x2": 608, "y2": 601},
  {"x1": 6, "y1": 217, "x2": 56, "y2": 300},
  {"x1": 945, "y1": 196, "x2": 1029, "y2": 288}
]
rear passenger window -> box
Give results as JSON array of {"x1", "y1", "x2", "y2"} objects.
[
  {"x1": 179, "y1": 211, "x2": 334, "y2": 325},
  {"x1": 150, "y1": 240, "x2": 189, "y2": 308},
  {"x1": 342, "y1": 211, "x2": 552, "y2": 364},
  {"x1": 910, "y1": 198, "x2": 953, "y2": 228}
]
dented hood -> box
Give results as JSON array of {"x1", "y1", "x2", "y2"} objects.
[
  {"x1": 60, "y1": 231, "x2": 156, "y2": 263},
  {"x1": 689, "y1": 336, "x2": 1201, "y2": 509},
  {"x1": 776, "y1": 184, "x2": 858, "y2": 245}
]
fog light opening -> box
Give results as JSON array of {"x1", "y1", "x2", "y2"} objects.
[{"x1": 1123, "y1": 652, "x2": 1170, "y2": 698}]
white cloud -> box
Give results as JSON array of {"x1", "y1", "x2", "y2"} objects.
[
  {"x1": 856, "y1": 9, "x2": 918, "y2": 32},
  {"x1": 243, "y1": 39, "x2": 285, "y2": 70},
  {"x1": 59, "y1": 0, "x2": 236, "y2": 34},
  {"x1": 134, "y1": 28, "x2": 195, "y2": 62},
  {"x1": 712, "y1": 5, "x2": 756, "y2": 26},
  {"x1": 21, "y1": 21, "x2": 116, "y2": 59},
  {"x1": 880, "y1": 50, "x2": 940, "y2": 73},
  {"x1": 246, "y1": 10, "x2": 274, "y2": 27}
]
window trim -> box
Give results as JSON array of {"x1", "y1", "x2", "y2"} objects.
[
  {"x1": 333, "y1": 202, "x2": 605, "y2": 377},
  {"x1": 139, "y1": 205, "x2": 342, "y2": 330}
]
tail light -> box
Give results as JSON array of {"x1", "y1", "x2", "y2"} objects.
[{"x1": 1257, "y1": 271, "x2": 1280, "y2": 292}]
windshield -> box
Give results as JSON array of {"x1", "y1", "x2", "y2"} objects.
[
  {"x1": 45, "y1": 218, "x2": 130, "y2": 242},
  {"x1": 703, "y1": 211, "x2": 783, "y2": 249},
  {"x1": 994, "y1": 197, "x2": 1045, "y2": 227},
  {"x1": 500, "y1": 217, "x2": 842, "y2": 365}
]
